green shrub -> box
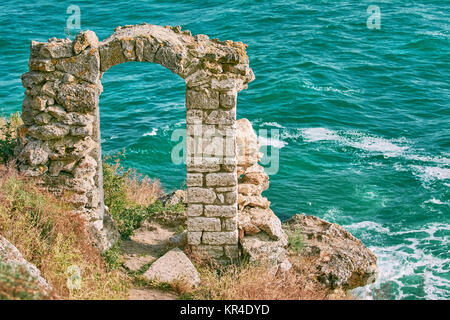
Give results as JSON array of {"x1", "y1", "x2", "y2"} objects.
[
  {"x1": 287, "y1": 229, "x2": 304, "y2": 254},
  {"x1": 102, "y1": 153, "x2": 184, "y2": 239},
  {"x1": 101, "y1": 241, "x2": 123, "y2": 270},
  {"x1": 0, "y1": 112, "x2": 22, "y2": 164}
]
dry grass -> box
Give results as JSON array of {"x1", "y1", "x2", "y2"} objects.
[
  {"x1": 0, "y1": 163, "x2": 129, "y2": 299},
  {"x1": 103, "y1": 152, "x2": 163, "y2": 207},
  {"x1": 123, "y1": 171, "x2": 163, "y2": 207},
  {"x1": 180, "y1": 261, "x2": 336, "y2": 300}
]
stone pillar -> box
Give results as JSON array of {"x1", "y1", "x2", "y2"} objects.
[
  {"x1": 185, "y1": 87, "x2": 240, "y2": 262},
  {"x1": 17, "y1": 33, "x2": 112, "y2": 250}
]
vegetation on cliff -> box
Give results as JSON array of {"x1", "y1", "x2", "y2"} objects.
[{"x1": 1, "y1": 114, "x2": 359, "y2": 300}]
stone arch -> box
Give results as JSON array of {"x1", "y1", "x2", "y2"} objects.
[{"x1": 17, "y1": 24, "x2": 254, "y2": 262}]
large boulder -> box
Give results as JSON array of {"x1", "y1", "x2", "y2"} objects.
[
  {"x1": 283, "y1": 214, "x2": 378, "y2": 290},
  {"x1": 0, "y1": 235, "x2": 52, "y2": 294},
  {"x1": 143, "y1": 248, "x2": 200, "y2": 288},
  {"x1": 239, "y1": 207, "x2": 284, "y2": 240},
  {"x1": 241, "y1": 233, "x2": 291, "y2": 272}
]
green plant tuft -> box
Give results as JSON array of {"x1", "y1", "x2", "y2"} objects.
[{"x1": 287, "y1": 229, "x2": 304, "y2": 254}]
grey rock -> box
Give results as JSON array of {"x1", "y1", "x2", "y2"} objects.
[
  {"x1": 143, "y1": 248, "x2": 200, "y2": 287},
  {"x1": 0, "y1": 235, "x2": 52, "y2": 293},
  {"x1": 283, "y1": 214, "x2": 378, "y2": 290}
]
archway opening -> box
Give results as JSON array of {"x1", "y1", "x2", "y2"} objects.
[{"x1": 100, "y1": 61, "x2": 187, "y2": 192}]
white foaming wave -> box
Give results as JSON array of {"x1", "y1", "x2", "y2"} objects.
[
  {"x1": 301, "y1": 79, "x2": 361, "y2": 97},
  {"x1": 298, "y1": 128, "x2": 408, "y2": 157},
  {"x1": 300, "y1": 127, "x2": 339, "y2": 142},
  {"x1": 356, "y1": 244, "x2": 450, "y2": 300},
  {"x1": 411, "y1": 165, "x2": 450, "y2": 182},
  {"x1": 322, "y1": 207, "x2": 342, "y2": 223},
  {"x1": 424, "y1": 198, "x2": 446, "y2": 205},
  {"x1": 417, "y1": 31, "x2": 450, "y2": 39},
  {"x1": 405, "y1": 154, "x2": 450, "y2": 166},
  {"x1": 348, "y1": 136, "x2": 408, "y2": 156},
  {"x1": 296, "y1": 127, "x2": 450, "y2": 184},
  {"x1": 354, "y1": 222, "x2": 450, "y2": 300},
  {"x1": 257, "y1": 135, "x2": 287, "y2": 149},
  {"x1": 143, "y1": 128, "x2": 158, "y2": 137},
  {"x1": 261, "y1": 121, "x2": 285, "y2": 128},
  {"x1": 345, "y1": 221, "x2": 390, "y2": 234}
]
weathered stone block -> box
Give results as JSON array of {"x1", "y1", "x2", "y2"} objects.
[
  {"x1": 186, "y1": 173, "x2": 203, "y2": 187},
  {"x1": 215, "y1": 186, "x2": 235, "y2": 192},
  {"x1": 56, "y1": 83, "x2": 98, "y2": 112},
  {"x1": 187, "y1": 217, "x2": 221, "y2": 232},
  {"x1": 28, "y1": 124, "x2": 69, "y2": 140},
  {"x1": 224, "y1": 245, "x2": 240, "y2": 260},
  {"x1": 29, "y1": 59, "x2": 55, "y2": 72},
  {"x1": 187, "y1": 231, "x2": 202, "y2": 245},
  {"x1": 121, "y1": 39, "x2": 135, "y2": 60},
  {"x1": 73, "y1": 155, "x2": 97, "y2": 178},
  {"x1": 40, "y1": 40, "x2": 73, "y2": 58},
  {"x1": 70, "y1": 123, "x2": 93, "y2": 137},
  {"x1": 187, "y1": 157, "x2": 221, "y2": 173},
  {"x1": 34, "y1": 112, "x2": 52, "y2": 125},
  {"x1": 99, "y1": 39, "x2": 127, "y2": 72},
  {"x1": 196, "y1": 245, "x2": 224, "y2": 259},
  {"x1": 49, "y1": 159, "x2": 77, "y2": 176},
  {"x1": 187, "y1": 187, "x2": 216, "y2": 204},
  {"x1": 187, "y1": 204, "x2": 203, "y2": 217},
  {"x1": 219, "y1": 92, "x2": 237, "y2": 109},
  {"x1": 186, "y1": 110, "x2": 203, "y2": 124},
  {"x1": 21, "y1": 72, "x2": 45, "y2": 88},
  {"x1": 222, "y1": 217, "x2": 237, "y2": 231},
  {"x1": 55, "y1": 49, "x2": 100, "y2": 83},
  {"x1": 204, "y1": 205, "x2": 236, "y2": 218},
  {"x1": 202, "y1": 231, "x2": 238, "y2": 245},
  {"x1": 224, "y1": 190, "x2": 238, "y2": 205},
  {"x1": 154, "y1": 45, "x2": 183, "y2": 74},
  {"x1": 204, "y1": 109, "x2": 236, "y2": 125},
  {"x1": 31, "y1": 96, "x2": 47, "y2": 111},
  {"x1": 41, "y1": 82, "x2": 55, "y2": 98},
  {"x1": 19, "y1": 140, "x2": 49, "y2": 166},
  {"x1": 186, "y1": 88, "x2": 219, "y2": 110},
  {"x1": 206, "y1": 172, "x2": 236, "y2": 187}
]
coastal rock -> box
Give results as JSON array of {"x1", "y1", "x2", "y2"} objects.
[
  {"x1": 0, "y1": 235, "x2": 52, "y2": 294},
  {"x1": 239, "y1": 207, "x2": 284, "y2": 240},
  {"x1": 73, "y1": 30, "x2": 99, "y2": 55},
  {"x1": 236, "y1": 119, "x2": 262, "y2": 175},
  {"x1": 241, "y1": 232, "x2": 290, "y2": 270},
  {"x1": 283, "y1": 214, "x2": 378, "y2": 290},
  {"x1": 235, "y1": 118, "x2": 290, "y2": 270},
  {"x1": 143, "y1": 248, "x2": 200, "y2": 287}
]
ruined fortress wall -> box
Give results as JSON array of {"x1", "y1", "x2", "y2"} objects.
[{"x1": 16, "y1": 24, "x2": 254, "y2": 260}]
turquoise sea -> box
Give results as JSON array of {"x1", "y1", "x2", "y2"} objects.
[{"x1": 0, "y1": 1, "x2": 449, "y2": 299}]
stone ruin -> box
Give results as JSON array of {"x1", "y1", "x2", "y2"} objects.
[
  {"x1": 15, "y1": 24, "x2": 254, "y2": 262},
  {"x1": 236, "y1": 119, "x2": 290, "y2": 270}
]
